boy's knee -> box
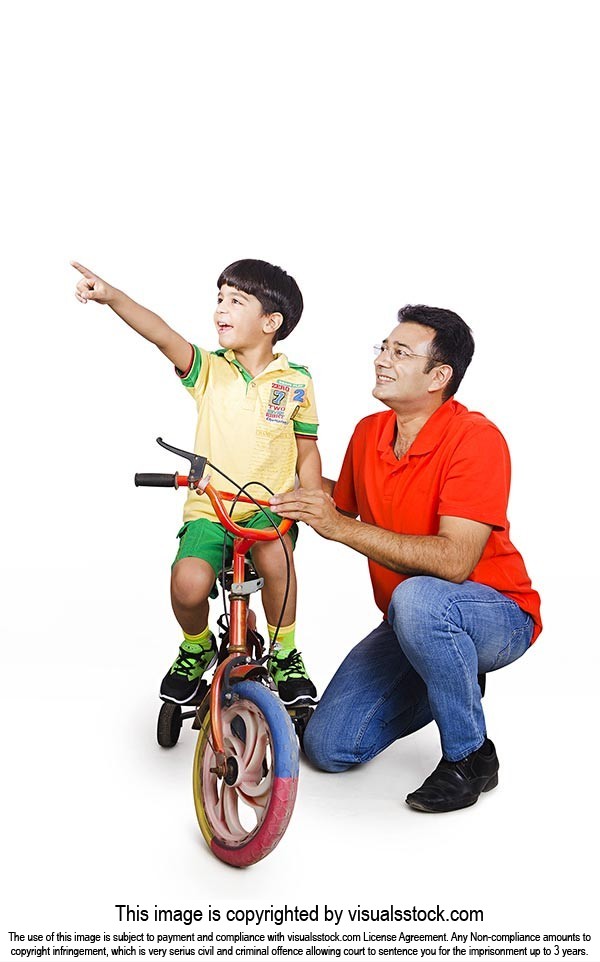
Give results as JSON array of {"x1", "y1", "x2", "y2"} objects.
[{"x1": 171, "y1": 559, "x2": 213, "y2": 605}]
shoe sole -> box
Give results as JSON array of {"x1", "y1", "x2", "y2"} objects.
[
  {"x1": 159, "y1": 652, "x2": 217, "y2": 705},
  {"x1": 279, "y1": 694, "x2": 319, "y2": 707}
]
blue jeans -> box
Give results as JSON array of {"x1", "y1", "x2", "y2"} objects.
[{"x1": 304, "y1": 576, "x2": 533, "y2": 768}]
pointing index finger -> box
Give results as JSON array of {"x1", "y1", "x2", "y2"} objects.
[{"x1": 70, "y1": 260, "x2": 95, "y2": 279}]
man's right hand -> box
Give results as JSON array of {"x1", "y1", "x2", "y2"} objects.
[
  {"x1": 270, "y1": 488, "x2": 346, "y2": 541},
  {"x1": 71, "y1": 261, "x2": 115, "y2": 305}
]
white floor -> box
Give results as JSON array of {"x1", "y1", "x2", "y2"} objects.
[{"x1": 2, "y1": 554, "x2": 597, "y2": 949}]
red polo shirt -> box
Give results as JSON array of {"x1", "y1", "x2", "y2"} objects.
[{"x1": 333, "y1": 399, "x2": 542, "y2": 641}]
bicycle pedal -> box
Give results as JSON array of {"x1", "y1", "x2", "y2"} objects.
[{"x1": 287, "y1": 705, "x2": 315, "y2": 750}]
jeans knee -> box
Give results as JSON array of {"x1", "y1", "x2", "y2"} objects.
[
  {"x1": 303, "y1": 713, "x2": 352, "y2": 773},
  {"x1": 389, "y1": 577, "x2": 439, "y2": 635}
]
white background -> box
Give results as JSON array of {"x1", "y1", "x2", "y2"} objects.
[{"x1": 2, "y1": 0, "x2": 598, "y2": 952}]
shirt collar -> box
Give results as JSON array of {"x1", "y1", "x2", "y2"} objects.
[
  {"x1": 377, "y1": 398, "x2": 464, "y2": 462},
  {"x1": 223, "y1": 349, "x2": 289, "y2": 379}
]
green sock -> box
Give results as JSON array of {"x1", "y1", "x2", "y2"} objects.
[{"x1": 268, "y1": 622, "x2": 296, "y2": 655}]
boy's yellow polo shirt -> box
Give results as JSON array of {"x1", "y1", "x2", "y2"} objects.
[{"x1": 179, "y1": 345, "x2": 319, "y2": 523}]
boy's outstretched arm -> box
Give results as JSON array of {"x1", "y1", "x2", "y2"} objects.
[
  {"x1": 71, "y1": 261, "x2": 193, "y2": 372},
  {"x1": 296, "y1": 438, "x2": 323, "y2": 490}
]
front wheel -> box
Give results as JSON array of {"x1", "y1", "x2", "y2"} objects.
[{"x1": 192, "y1": 681, "x2": 299, "y2": 867}]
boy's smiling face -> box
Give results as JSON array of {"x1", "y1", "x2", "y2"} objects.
[{"x1": 214, "y1": 284, "x2": 281, "y2": 351}]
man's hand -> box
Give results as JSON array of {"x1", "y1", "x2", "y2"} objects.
[
  {"x1": 270, "y1": 488, "x2": 345, "y2": 541},
  {"x1": 72, "y1": 261, "x2": 116, "y2": 305}
]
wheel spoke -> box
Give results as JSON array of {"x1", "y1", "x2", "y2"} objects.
[
  {"x1": 237, "y1": 760, "x2": 272, "y2": 800},
  {"x1": 237, "y1": 708, "x2": 260, "y2": 766},
  {"x1": 240, "y1": 717, "x2": 270, "y2": 783},
  {"x1": 236, "y1": 779, "x2": 272, "y2": 810},
  {"x1": 222, "y1": 784, "x2": 250, "y2": 837}
]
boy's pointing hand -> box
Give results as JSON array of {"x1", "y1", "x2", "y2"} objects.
[{"x1": 71, "y1": 261, "x2": 114, "y2": 305}]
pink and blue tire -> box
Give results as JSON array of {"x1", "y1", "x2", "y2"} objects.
[{"x1": 192, "y1": 680, "x2": 299, "y2": 867}]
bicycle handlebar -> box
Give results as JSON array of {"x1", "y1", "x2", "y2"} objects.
[
  {"x1": 202, "y1": 481, "x2": 293, "y2": 540},
  {"x1": 135, "y1": 473, "x2": 180, "y2": 488},
  {"x1": 134, "y1": 472, "x2": 292, "y2": 540}
]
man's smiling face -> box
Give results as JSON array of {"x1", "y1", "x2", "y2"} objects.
[{"x1": 372, "y1": 321, "x2": 442, "y2": 408}]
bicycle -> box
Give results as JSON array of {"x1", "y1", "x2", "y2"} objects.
[{"x1": 135, "y1": 438, "x2": 314, "y2": 866}]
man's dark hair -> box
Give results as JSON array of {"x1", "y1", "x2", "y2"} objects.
[
  {"x1": 398, "y1": 304, "x2": 475, "y2": 398},
  {"x1": 217, "y1": 259, "x2": 303, "y2": 343}
]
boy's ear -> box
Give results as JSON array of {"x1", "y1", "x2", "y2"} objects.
[{"x1": 263, "y1": 312, "x2": 283, "y2": 335}]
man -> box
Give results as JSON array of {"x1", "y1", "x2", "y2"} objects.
[{"x1": 270, "y1": 304, "x2": 541, "y2": 813}]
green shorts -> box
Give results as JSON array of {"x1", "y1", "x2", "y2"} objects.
[{"x1": 173, "y1": 509, "x2": 298, "y2": 581}]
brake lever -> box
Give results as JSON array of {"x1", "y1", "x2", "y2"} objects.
[{"x1": 156, "y1": 437, "x2": 208, "y2": 487}]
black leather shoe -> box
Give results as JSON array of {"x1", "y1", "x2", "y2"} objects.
[{"x1": 406, "y1": 738, "x2": 499, "y2": 813}]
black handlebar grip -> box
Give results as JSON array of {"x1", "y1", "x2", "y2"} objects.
[{"x1": 134, "y1": 473, "x2": 179, "y2": 488}]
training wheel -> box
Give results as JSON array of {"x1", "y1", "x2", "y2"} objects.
[{"x1": 157, "y1": 702, "x2": 183, "y2": 748}]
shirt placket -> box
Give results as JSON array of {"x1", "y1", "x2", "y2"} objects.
[{"x1": 242, "y1": 378, "x2": 259, "y2": 410}]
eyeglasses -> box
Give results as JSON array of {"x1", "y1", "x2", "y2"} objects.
[{"x1": 373, "y1": 343, "x2": 434, "y2": 363}]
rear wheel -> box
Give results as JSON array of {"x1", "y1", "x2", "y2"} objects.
[{"x1": 192, "y1": 681, "x2": 299, "y2": 866}]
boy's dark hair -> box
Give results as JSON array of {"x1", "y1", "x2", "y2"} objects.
[
  {"x1": 398, "y1": 304, "x2": 475, "y2": 399},
  {"x1": 217, "y1": 259, "x2": 303, "y2": 343}
]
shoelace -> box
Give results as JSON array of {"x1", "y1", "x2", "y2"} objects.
[
  {"x1": 272, "y1": 649, "x2": 306, "y2": 679},
  {"x1": 171, "y1": 646, "x2": 213, "y2": 677}
]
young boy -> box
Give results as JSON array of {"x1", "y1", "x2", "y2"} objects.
[{"x1": 72, "y1": 258, "x2": 321, "y2": 707}]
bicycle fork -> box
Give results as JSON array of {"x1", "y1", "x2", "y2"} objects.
[{"x1": 207, "y1": 540, "x2": 266, "y2": 777}]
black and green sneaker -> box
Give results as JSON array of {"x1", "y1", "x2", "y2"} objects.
[
  {"x1": 160, "y1": 635, "x2": 217, "y2": 704},
  {"x1": 268, "y1": 648, "x2": 318, "y2": 706}
]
